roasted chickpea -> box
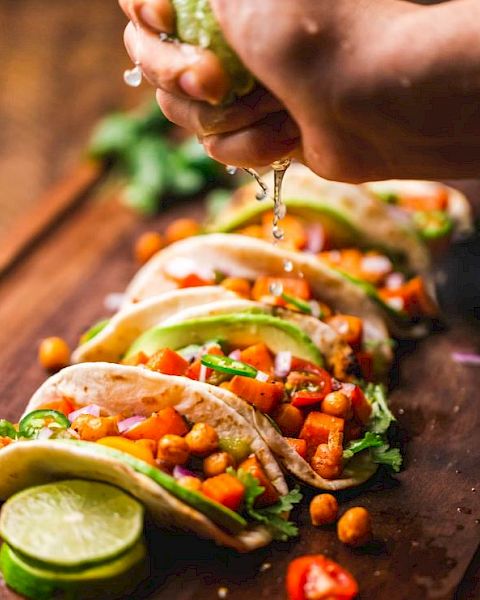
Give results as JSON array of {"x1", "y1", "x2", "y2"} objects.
[
  {"x1": 274, "y1": 404, "x2": 304, "y2": 437},
  {"x1": 321, "y1": 392, "x2": 352, "y2": 419},
  {"x1": 185, "y1": 423, "x2": 219, "y2": 456},
  {"x1": 38, "y1": 337, "x2": 70, "y2": 371},
  {"x1": 165, "y1": 218, "x2": 201, "y2": 245},
  {"x1": 311, "y1": 444, "x2": 343, "y2": 480},
  {"x1": 71, "y1": 415, "x2": 119, "y2": 441},
  {"x1": 338, "y1": 507, "x2": 372, "y2": 547},
  {"x1": 157, "y1": 434, "x2": 190, "y2": 465},
  {"x1": 134, "y1": 231, "x2": 164, "y2": 264},
  {"x1": 310, "y1": 493, "x2": 339, "y2": 526},
  {"x1": 203, "y1": 452, "x2": 234, "y2": 477},
  {"x1": 220, "y1": 277, "x2": 252, "y2": 298},
  {"x1": 178, "y1": 475, "x2": 202, "y2": 492}
]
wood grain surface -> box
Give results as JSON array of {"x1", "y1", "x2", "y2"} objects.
[{"x1": 0, "y1": 178, "x2": 478, "y2": 600}]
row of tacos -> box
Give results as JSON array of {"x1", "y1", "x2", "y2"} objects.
[{"x1": 0, "y1": 165, "x2": 472, "y2": 553}]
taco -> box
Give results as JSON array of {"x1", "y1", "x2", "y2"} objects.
[
  {"x1": 0, "y1": 363, "x2": 300, "y2": 552},
  {"x1": 120, "y1": 233, "x2": 394, "y2": 368},
  {"x1": 119, "y1": 310, "x2": 401, "y2": 490},
  {"x1": 205, "y1": 164, "x2": 445, "y2": 334}
]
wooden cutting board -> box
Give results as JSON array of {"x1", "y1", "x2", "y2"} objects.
[{"x1": 0, "y1": 175, "x2": 478, "y2": 600}]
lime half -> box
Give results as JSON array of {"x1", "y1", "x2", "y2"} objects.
[
  {"x1": 0, "y1": 480, "x2": 144, "y2": 568},
  {"x1": 171, "y1": 0, "x2": 254, "y2": 100},
  {"x1": 0, "y1": 541, "x2": 147, "y2": 600}
]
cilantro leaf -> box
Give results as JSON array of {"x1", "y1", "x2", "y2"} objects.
[
  {"x1": 366, "y1": 383, "x2": 396, "y2": 434},
  {"x1": 343, "y1": 431, "x2": 384, "y2": 460},
  {"x1": 371, "y1": 445, "x2": 403, "y2": 472}
]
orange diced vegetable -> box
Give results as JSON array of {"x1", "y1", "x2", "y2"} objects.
[
  {"x1": 201, "y1": 473, "x2": 245, "y2": 512},
  {"x1": 71, "y1": 415, "x2": 119, "y2": 442},
  {"x1": 237, "y1": 225, "x2": 264, "y2": 239},
  {"x1": 146, "y1": 348, "x2": 189, "y2": 376},
  {"x1": 273, "y1": 404, "x2": 305, "y2": 437},
  {"x1": 134, "y1": 231, "x2": 164, "y2": 264},
  {"x1": 38, "y1": 337, "x2": 70, "y2": 371},
  {"x1": 229, "y1": 375, "x2": 284, "y2": 414},
  {"x1": 165, "y1": 218, "x2": 201, "y2": 244},
  {"x1": 135, "y1": 439, "x2": 158, "y2": 455},
  {"x1": 347, "y1": 385, "x2": 372, "y2": 425},
  {"x1": 239, "y1": 455, "x2": 279, "y2": 507},
  {"x1": 124, "y1": 407, "x2": 188, "y2": 441},
  {"x1": 379, "y1": 275, "x2": 437, "y2": 318},
  {"x1": 220, "y1": 277, "x2": 252, "y2": 298},
  {"x1": 325, "y1": 315, "x2": 363, "y2": 350},
  {"x1": 252, "y1": 276, "x2": 312, "y2": 303},
  {"x1": 239, "y1": 343, "x2": 274, "y2": 373},
  {"x1": 176, "y1": 273, "x2": 214, "y2": 288},
  {"x1": 122, "y1": 351, "x2": 149, "y2": 366},
  {"x1": 185, "y1": 345, "x2": 224, "y2": 380},
  {"x1": 286, "y1": 438, "x2": 308, "y2": 460},
  {"x1": 37, "y1": 398, "x2": 75, "y2": 417},
  {"x1": 299, "y1": 412, "x2": 344, "y2": 456},
  {"x1": 261, "y1": 213, "x2": 307, "y2": 250},
  {"x1": 397, "y1": 187, "x2": 448, "y2": 212},
  {"x1": 97, "y1": 436, "x2": 156, "y2": 465}
]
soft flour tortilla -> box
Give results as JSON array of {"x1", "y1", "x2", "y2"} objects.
[
  {"x1": 364, "y1": 179, "x2": 473, "y2": 240},
  {"x1": 0, "y1": 363, "x2": 290, "y2": 552},
  {"x1": 73, "y1": 287, "x2": 235, "y2": 363},
  {"x1": 206, "y1": 163, "x2": 431, "y2": 273},
  {"x1": 123, "y1": 233, "x2": 396, "y2": 345}
]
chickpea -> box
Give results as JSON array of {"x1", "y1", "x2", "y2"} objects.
[
  {"x1": 220, "y1": 277, "x2": 252, "y2": 298},
  {"x1": 321, "y1": 392, "x2": 352, "y2": 419},
  {"x1": 185, "y1": 423, "x2": 219, "y2": 456},
  {"x1": 311, "y1": 444, "x2": 343, "y2": 480},
  {"x1": 165, "y1": 218, "x2": 201, "y2": 245},
  {"x1": 178, "y1": 475, "x2": 202, "y2": 492},
  {"x1": 203, "y1": 452, "x2": 234, "y2": 477},
  {"x1": 274, "y1": 404, "x2": 304, "y2": 437},
  {"x1": 310, "y1": 493, "x2": 339, "y2": 526},
  {"x1": 337, "y1": 507, "x2": 372, "y2": 547},
  {"x1": 71, "y1": 415, "x2": 119, "y2": 441},
  {"x1": 134, "y1": 231, "x2": 164, "y2": 264},
  {"x1": 157, "y1": 434, "x2": 190, "y2": 466},
  {"x1": 38, "y1": 337, "x2": 70, "y2": 371}
]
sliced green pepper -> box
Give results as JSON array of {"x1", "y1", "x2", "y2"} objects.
[
  {"x1": 0, "y1": 420, "x2": 17, "y2": 439},
  {"x1": 281, "y1": 292, "x2": 315, "y2": 315},
  {"x1": 413, "y1": 210, "x2": 453, "y2": 240},
  {"x1": 18, "y1": 410, "x2": 70, "y2": 439},
  {"x1": 200, "y1": 353, "x2": 258, "y2": 378}
]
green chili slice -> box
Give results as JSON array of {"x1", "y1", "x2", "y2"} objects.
[
  {"x1": 0, "y1": 419, "x2": 17, "y2": 439},
  {"x1": 18, "y1": 410, "x2": 70, "y2": 439},
  {"x1": 281, "y1": 292, "x2": 314, "y2": 315},
  {"x1": 413, "y1": 210, "x2": 453, "y2": 240},
  {"x1": 200, "y1": 354, "x2": 257, "y2": 378}
]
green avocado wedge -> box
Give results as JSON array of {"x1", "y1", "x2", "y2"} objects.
[
  {"x1": 171, "y1": 0, "x2": 254, "y2": 100},
  {"x1": 54, "y1": 440, "x2": 247, "y2": 536},
  {"x1": 0, "y1": 541, "x2": 147, "y2": 600},
  {"x1": 125, "y1": 312, "x2": 324, "y2": 366}
]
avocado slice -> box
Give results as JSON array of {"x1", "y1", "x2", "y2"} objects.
[
  {"x1": 125, "y1": 313, "x2": 324, "y2": 366},
  {"x1": 55, "y1": 440, "x2": 247, "y2": 535}
]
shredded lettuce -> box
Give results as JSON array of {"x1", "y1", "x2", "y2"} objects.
[
  {"x1": 228, "y1": 468, "x2": 302, "y2": 541},
  {"x1": 343, "y1": 432, "x2": 384, "y2": 460},
  {"x1": 365, "y1": 383, "x2": 396, "y2": 434}
]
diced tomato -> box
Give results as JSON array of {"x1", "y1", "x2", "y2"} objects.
[
  {"x1": 344, "y1": 385, "x2": 371, "y2": 425},
  {"x1": 291, "y1": 391, "x2": 326, "y2": 408},
  {"x1": 97, "y1": 436, "x2": 156, "y2": 465},
  {"x1": 356, "y1": 351, "x2": 374, "y2": 382},
  {"x1": 325, "y1": 315, "x2": 363, "y2": 350},
  {"x1": 185, "y1": 345, "x2": 224, "y2": 380},
  {"x1": 397, "y1": 187, "x2": 448, "y2": 212},
  {"x1": 37, "y1": 398, "x2": 75, "y2": 417},
  {"x1": 300, "y1": 412, "x2": 344, "y2": 456},
  {"x1": 261, "y1": 213, "x2": 307, "y2": 250},
  {"x1": 176, "y1": 273, "x2": 214, "y2": 288},
  {"x1": 146, "y1": 348, "x2": 189, "y2": 376},
  {"x1": 124, "y1": 407, "x2": 188, "y2": 441},
  {"x1": 252, "y1": 277, "x2": 312, "y2": 303},
  {"x1": 286, "y1": 555, "x2": 358, "y2": 600},
  {"x1": 239, "y1": 455, "x2": 279, "y2": 507},
  {"x1": 239, "y1": 343, "x2": 274, "y2": 373},
  {"x1": 201, "y1": 473, "x2": 245, "y2": 512},
  {"x1": 289, "y1": 357, "x2": 325, "y2": 376},
  {"x1": 229, "y1": 375, "x2": 284, "y2": 414},
  {"x1": 286, "y1": 438, "x2": 308, "y2": 460},
  {"x1": 290, "y1": 368, "x2": 332, "y2": 407}
]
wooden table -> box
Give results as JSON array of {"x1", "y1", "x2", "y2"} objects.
[{"x1": 0, "y1": 170, "x2": 478, "y2": 600}]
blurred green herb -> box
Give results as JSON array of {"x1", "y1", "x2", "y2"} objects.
[{"x1": 89, "y1": 102, "x2": 229, "y2": 214}]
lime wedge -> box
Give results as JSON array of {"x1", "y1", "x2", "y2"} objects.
[
  {"x1": 171, "y1": 0, "x2": 254, "y2": 99},
  {"x1": 0, "y1": 480, "x2": 144, "y2": 568},
  {"x1": 0, "y1": 541, "x2": 147, "y2": 600}
]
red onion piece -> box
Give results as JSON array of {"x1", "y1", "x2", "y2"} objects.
[
  {"x1": 173, "y1": 465, "x2": 197, "y2": 480},
  {"x1": 255, "y1": 370, "x2": 269, "y2": 382},
  {"x1": 451, "y1": 352, "x2": 480, "y2": 366},
  {"x1": 199, "y1": 364, "x2": 208, "y2": 383},
  {"x1": 306, "y1": 224, "x2": 325, "y2": 254},
  {"x1": 68, "y1": 405, "x2": 101, "y2": 422},
  {"x1": 274, "y1": 351, "x2": 292, "y2": 377},
  {"x1": 360, "y1": 255, "x2": 392, "y2": 275},
  {"x1": 385, "y1": 272, "x2": 405, "y2": 290},
  {"x1": 37, "y1": 427, "x2": 54, "y2": 440},
  {"x1": 228, "y1": 349, "x2": 242, "y2": 360},
  {"x1": 118, "y1": 415, "x2": 146, "y2": 433}
]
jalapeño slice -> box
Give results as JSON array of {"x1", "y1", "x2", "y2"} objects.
[
  {"x1": 200, "y1": 354, "x2": 258, "y2": 378},
  {"x1": 18, "y1": 410, "x2": 70, "y2": 439},
  {"x1": 0, "y1": 420, "x2": 17, "y2": 439}
]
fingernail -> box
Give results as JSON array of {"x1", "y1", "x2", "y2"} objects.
[
  {"x1": 179, "y1": 70, "x2": 210, "y2": 101},
  {"x1": 138, "y1": 3, "x2": 163, "y2": 31}
]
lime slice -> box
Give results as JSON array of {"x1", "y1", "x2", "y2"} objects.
[
  {"x1": 171, "y1": 0, "x2": 254, "y2": 99},
  {"x1": 0, "y1": 541, "x2": 147, "y2": 600},
  {"x1": 0, "y1": 480, "x2": 144, "y2": 568}
]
